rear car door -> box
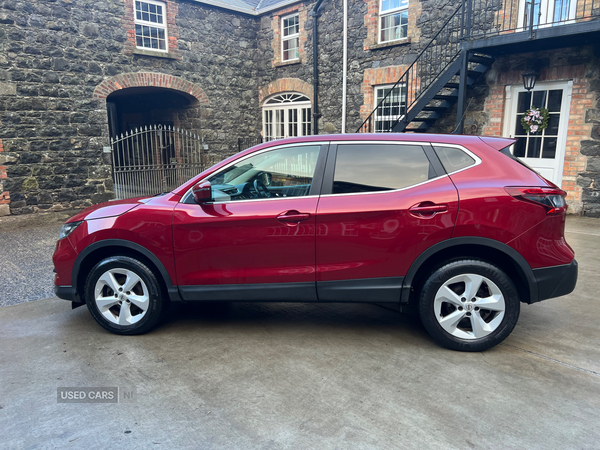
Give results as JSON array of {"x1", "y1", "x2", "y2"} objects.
[
  {"x1": 173, "y1": 143, "x2": 327, "y2": 301},
  {"x1": 315, "y1": 141, "x2": 459, "y2": 301}
]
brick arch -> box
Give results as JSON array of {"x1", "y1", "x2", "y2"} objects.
[
  {"x1": 93, "y1": 72, "x2": 209, "y2": 105},
  {"x1": 259, "y1": 78, "x2": 312, "y2": 105}
]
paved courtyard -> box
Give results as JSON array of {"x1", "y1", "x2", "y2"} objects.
[{"x1": 0, "y1": 215, "x2": 599, "y2": 449}]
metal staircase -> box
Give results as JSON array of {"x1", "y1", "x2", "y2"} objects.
[
  {"x1": 357, "y1": 0, "x2": 600, "y2": 134},
  {"x1": 357, "y1": 4, "x2": 494, "y2": 134}
]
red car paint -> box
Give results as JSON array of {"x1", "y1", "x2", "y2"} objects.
[{"x1": 53, "y1": 133, "x2": 576, "y2": 307}]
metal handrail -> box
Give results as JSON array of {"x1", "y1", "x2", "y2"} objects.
[{"x1": 357, "y1": 5, "x2": 463, "y2": 133}]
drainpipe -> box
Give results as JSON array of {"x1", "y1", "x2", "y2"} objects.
[
  {"x1": 341, "y1": 0, "x2": 348, "y2": 133},
  {"x1": 312, "y1": 0, "x2": 325, "y2": 135}
]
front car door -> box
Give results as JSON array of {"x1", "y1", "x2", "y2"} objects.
[
  {"x1": 173, "y1": 142, "x2": 327, "y2": 301},
  {"x1": 315, "y1": 141, "x2": 459, "y2": 302}
]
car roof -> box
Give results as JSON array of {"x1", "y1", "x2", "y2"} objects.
[{"x1": 248, "y1": 133, "x2": 514, "y2": 149}]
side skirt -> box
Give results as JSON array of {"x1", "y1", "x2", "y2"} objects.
[{"x1": 178, "y1": 277, "x2": 404, "y2": 303}]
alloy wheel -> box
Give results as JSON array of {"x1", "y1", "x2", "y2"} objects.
[
  {"x1": 433, "y1": 273, "x2": 506, "y2": 340},
  {"x1": 93, "y1": 268, "x2": 150, "y2": 326}
]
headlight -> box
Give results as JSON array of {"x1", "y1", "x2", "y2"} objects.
[{"x1": 59, "y1": 221, "x2": 83, "y2": 240}]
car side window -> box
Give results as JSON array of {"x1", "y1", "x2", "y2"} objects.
[
  {"x1": 331, "y1": 144, "x2": 435, "y2": 194},
  {"x1": 206, "y1": 145, "x2": 321, "y2": 202},
  {"x1": 433, "y1": 146, "x2": 475, "y2": 173}
]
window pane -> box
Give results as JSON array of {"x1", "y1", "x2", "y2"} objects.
[
  {"x1": 434, "y1": 146, "x2": 475, "y2": 173},
  {"x1": 517, "y1": 91, "x2": 531, "y2": 113},
  {"x1": 513, "y1": 138, "x2": 526, "y2": 157},
  {"x1": 532, "y1": 90, "x2": 547, "y2": 108},
  {"x1": 527, "y1": 137, "x2": 542, "y2": 158},
  {"x1": 547, "y1": 90, "x2": 562, "y2": 112},
  {"x1": 380, "y1": 12, "x2": 408, "y2": 42},
  {"x1": 546, "y1": 114, "x2": 560, "y2": 135},
  {"x1": 514, "y1": 115, "x2": 526, "y2": 135},
  {"x1": 208, "y1": 146, "x2": 321, "y2": 200},
  {"x1": 332, "y1": 144, "x2": 433, "y2": 194},
  {"x1": 381, "y1": 0, "x2": 408, "y2": 12},
  {"x1": 542, "y1": 138, "x2": 557, "y2": 159}
]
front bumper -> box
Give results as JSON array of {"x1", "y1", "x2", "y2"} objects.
[{"x1": 532, "y1": 259, "x2": 578, "y2": 303}]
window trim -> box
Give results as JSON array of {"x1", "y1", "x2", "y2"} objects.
[
  {"x1": 133, "y1": 0, "x2": 169, "y2": 53},
  {"x1": 374, "y1": 84, "x2": 407, "y2": 133},
  {"x1": 281, "y1": 13, "x2": 300, "y2": 62},
  {"x1": 378, "y1": 0, "x2": 409, "y2": 44}
]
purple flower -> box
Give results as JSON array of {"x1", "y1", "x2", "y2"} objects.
[{"x1": 530, "y1": 125, "x2": 538, "y2": 133}]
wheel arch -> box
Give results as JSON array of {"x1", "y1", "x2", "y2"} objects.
[
  {"x1": 402, "y1": 237, "x2": 538, "y2": 305},
  {"x1": 72, "y1": 240, "x2": 181, "y2": 303}
]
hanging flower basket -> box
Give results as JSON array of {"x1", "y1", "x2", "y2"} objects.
[{"x1": 521, "y1": 107, "x2": 549, "y2": 134}]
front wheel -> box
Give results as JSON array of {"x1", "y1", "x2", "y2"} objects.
[
  {"x1": 419, "y1": 260, "x2": 520, "y2": 352},
  {"x1": 84, "y1": 256, "x2": 166, "y2": 335}
]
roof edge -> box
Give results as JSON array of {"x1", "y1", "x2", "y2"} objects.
[{"x1": 189, "y1": 0, "x2": 304, "y2": 15}]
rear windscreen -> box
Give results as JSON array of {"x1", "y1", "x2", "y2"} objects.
[{"x1": 499, "y1": 145, "x2": 538, "y2": 173}]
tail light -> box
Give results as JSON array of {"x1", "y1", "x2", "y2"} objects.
[{"x1": 505, "y1": 187, "x2": 568, "y2": 215}]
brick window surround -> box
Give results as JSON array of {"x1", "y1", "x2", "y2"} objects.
[
  {"x1": 364, "y1": 0, "x2": 421, "y2": 50},
  {"x1": 481, "y1": 65, "x2": 590, "y2": 207},
  {"x1": 123, "y1": 0, "x2": 181, "y2": 59},
  {"x1": 270, "y1": 4, "x2": 308, "y2": 67},
  {"x1": 258, "y1": 78, "x2": 313, "y2": 105},
  {"x1": 360, "y1": 66, "x2": 408, "y2": 123}
]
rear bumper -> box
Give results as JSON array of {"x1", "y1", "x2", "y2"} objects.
[
  {"x1": 532, "y1": 259, "x2": 578, "y2": 303},
  {"x1": 54, "y1": 285, "x2": 77, "y2": 302}
]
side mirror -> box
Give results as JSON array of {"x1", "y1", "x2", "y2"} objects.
[{"x1": 192, "y1": 181, "x2": 212, "y2": 204}]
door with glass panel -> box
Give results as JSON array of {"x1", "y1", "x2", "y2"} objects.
[
  {"x1": 518, "y1": 0, "x2": 577, "y2": 29},
  {"x1": 506, "y1": 82, "x2": 571, "y2": 186},
  {"x1": 262, "y1": 93, "x2": 312, "y2": 141}
]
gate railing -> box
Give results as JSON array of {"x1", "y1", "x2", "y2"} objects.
[{"x1": 111, "y1": 125, "x2": 217, "y2": 200}]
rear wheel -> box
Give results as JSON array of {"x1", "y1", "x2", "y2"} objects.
[
  {"x1": 419, "y1": 260, "x2": 520, "y2": 351},
  {"x1": 84, "y1": 256, "x2": 166, "y2": 335}
]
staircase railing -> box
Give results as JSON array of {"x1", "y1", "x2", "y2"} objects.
[
  {"x1": 357, "y1": 5, "x2": 464, "y2": 133},
  {"x1": 357, "y1": 0, "x2": 600, "y2": 133}
]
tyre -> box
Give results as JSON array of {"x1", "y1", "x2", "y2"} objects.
[
  {"x1": 418, "y1": 259, "x2": 520, "y2": 352},
  {"x1": 84, "y1": 256, "x2": 166, "y2": 335}
]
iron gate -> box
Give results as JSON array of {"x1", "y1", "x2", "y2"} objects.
[{"x1": 111, "y1": 125, "x2": 213, "y2": 200}]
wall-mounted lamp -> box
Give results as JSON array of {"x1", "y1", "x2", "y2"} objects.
[{"x1": 521, "y1": 71, "x2": 538, "y2": 91}]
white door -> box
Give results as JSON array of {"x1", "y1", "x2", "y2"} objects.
[
  {"x1": 503, "y1": 81, "x2": 572, "y2": 187},
  {"x1": 517, "y1": 0, "x2": 577, "y2": 29}
]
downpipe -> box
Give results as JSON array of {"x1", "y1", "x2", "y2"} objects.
[{"x1": 312, "y1": 0, "x2": 325, "y2": 134}]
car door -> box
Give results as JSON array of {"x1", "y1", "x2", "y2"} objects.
[
  {"x1": 172, "y1": 143, "x2": 328, "y2": 301},
  {"x1": 315, "y1": 141, "x2": 459, "y2": 302}
]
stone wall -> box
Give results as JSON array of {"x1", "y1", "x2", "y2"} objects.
[{"x1": 0, "y1": 0, "x2": 262, "y2": 215}]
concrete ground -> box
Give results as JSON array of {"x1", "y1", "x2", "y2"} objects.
[{"x1": 0, "y1": 216, "x2": 599, "y2": 449}]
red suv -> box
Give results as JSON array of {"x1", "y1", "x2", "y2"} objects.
[{"x1": 53, "y1": 134, "x2": 577, "y2": 351}]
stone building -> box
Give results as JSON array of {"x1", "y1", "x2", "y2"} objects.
[{"x1": 0, "y1": 0, "x2": 599, "y2": 216}]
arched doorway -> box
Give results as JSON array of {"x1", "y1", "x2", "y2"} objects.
[{"x1": 94, "y1": 73, "x2": 211, "y2": 199}]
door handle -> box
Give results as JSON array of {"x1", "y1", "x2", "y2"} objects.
[
  {"x1": 409, "y1": 203, "x2": 448, "y2": 217},
  {"x1": 277, "y1": 210, "x2": 311, "y2": 223}
]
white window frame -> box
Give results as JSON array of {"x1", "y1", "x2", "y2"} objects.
[
  {"x1": 134, "y1": 0, "x2": 169, "y2": 53},
  {"x1": 281, "y1": 13, "x2": 300, "y2": 62},
  {"x1": 374, "y1": 84, "x2": 406, "y2": 132},
  {"x1": 378, "y1": 0, "x2": 409, "y2": 44},
  {"x1": 262, "y1": 93, "x2": 312, "y2": 141}
]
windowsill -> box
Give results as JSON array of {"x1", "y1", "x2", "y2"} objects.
[
  {"x1": 132, "y1": 48, "x2": 179, "y2": 60},
  {"x1": 274, "y1": 59, "x2": 302, "y2": 68},
  {"x1": 369, "y1": 38, "x2": 411, "y2": 51}
]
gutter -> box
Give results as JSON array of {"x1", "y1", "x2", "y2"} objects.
[{"x1": 189, "y1": 0, "x2": 305, "y2": 16}]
